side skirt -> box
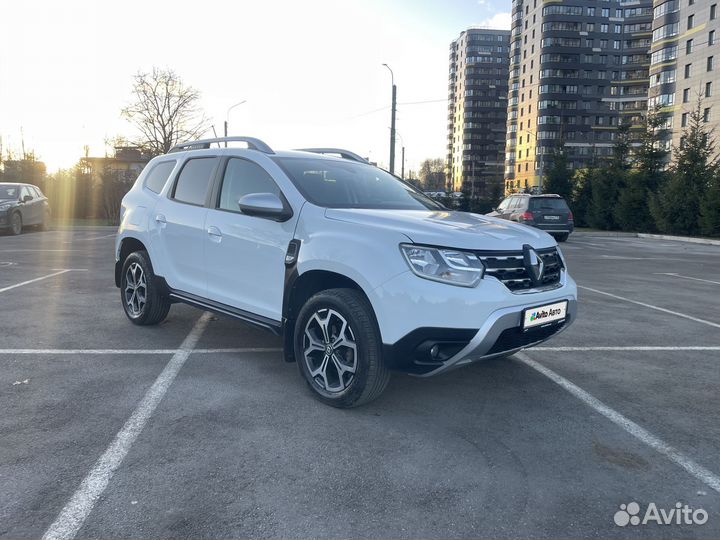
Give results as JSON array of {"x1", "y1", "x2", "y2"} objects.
[{"x1": 167, "y1": 288, "x2": 283, "y2": 336}]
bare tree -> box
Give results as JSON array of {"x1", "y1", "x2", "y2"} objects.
[{"x1": 121, "y1": 68, "x2": 210, "y2": 155}]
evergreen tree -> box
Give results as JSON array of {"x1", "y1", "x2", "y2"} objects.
[
  {"x1": 699, "y1": 171, "x2": 720, "y2": 236},
  {"x1": 571, "y1": 167, "x2": 593, "y2": 227},
  {"x1": 615, "y1": 108, "x2": 669, "y2": 232},
  {"x1": 651, "y1": 100, "x2": 716, "y2": 235},
  {"x1": 587, "y1": 124, "x2": 630, "y2": 229},
  {"x1": 542, "y1": 142, "x2": 572, "y2": 199}
]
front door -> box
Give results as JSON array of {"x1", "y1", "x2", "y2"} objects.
[{"x1": 205, "y1": 157, "x2": 296, "y2": 322}]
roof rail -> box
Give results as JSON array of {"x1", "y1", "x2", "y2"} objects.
[
  {"x1": 296, "y1": 148, "x2": 369, "y2": 164},
  {"x1": 169, "y1": 136, "x2": 274, "y2": 154}
]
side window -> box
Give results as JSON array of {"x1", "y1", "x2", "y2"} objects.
[
  {"x1": 20, "y1": 186, "x2": 32, "y2": 200},
  {"x1": 31, "y1": 186, "x2": 43, "y2": 198},
  {"x1": 171, "y1": 158, "x2": 218, "y2": 206},
  {"x1": 497, "y1": 197, "x2": 511, "y2": 211},
  {"x1": 144, "y1": 161, "x2": 176, "y2": 194},
  {"x1": 218, "y1": 158, "x2": 281, "y2": 212}
]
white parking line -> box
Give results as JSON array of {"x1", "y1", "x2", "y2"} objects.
[
  {"x1": 41, "y1": 312, "x2": 212, "y2": 540},
  {"x1": 0, "y1": 270, "x2": 73, "y2": 294},
  {"x1": 0, "y1": 347, "x2": 283, "y2": 355},
  {"x1": 534, "y1": 346, "x2": 720, "y2": 351},
  {"x1": 516, "y1": 352, "x2": 720, "y2": 494},
  {"x1": 654, "y1": 272, "x2": 720, "y2": 286},
  {"x1": 578, "y1": 285, "x2": 720, "y2": 329}
]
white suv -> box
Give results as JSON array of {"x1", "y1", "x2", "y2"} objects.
[{"x1": 115, "y1": 137, "x2": 577, "y2": 407}]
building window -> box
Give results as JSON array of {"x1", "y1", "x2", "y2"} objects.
[
  {"x1": 707, "y1": 81, "x2": 713, "y2": 97},
  {"x1": 712, "y1": 4, "x2": 717, "y2": 19},
  {"x1": 687, "y1": 39, "x2": 694, "y2": 54},
  {"x1": 685, "y1": 63, "x2": 692, "y2": 78},
  {"x1": 688, "y1": 14, "x2": 694, "y2": 30},
  {"x1": 682, "y1": 112, "x2": 688, "y2": 127},
  {"x1": 704, "y1": 107, "x2": 711, "y2": 122},
  {"x1": 683, "y1": 88, "x2": 690, "y2": 102},
  {"x1": 711, "y1": 31, "x2": 717, "y2": 46},
  {"x1": 709, "y1": 56, "x2": 715, "y2": 71},
  {"x1": 601, "y1": 24, "x2": 609, "y2": 33}
]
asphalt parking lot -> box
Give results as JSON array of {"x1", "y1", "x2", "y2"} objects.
[{"x1": 1, "y1": 227, "x2": 719, "y2": 539}]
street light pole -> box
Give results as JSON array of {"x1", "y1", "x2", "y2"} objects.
[
  {"x1": 224, "y1": 100, "x2": 247, "y2": 145},
  {"x1": 382, "y1": 64, "x2": 397, "y2": 174}
]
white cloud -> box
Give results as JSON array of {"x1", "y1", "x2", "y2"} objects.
[{"x1": 478, "y1": 12, "x2": 511, "y2": 30}]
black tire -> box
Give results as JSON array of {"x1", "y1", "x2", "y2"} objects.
[
  {"x1": 120, "y1": 250, "x2": 171, "y2": 325},
  {"x1": 554, "y1": 233, "x2": 569, "y2": 242},
  {"x1": 294, "y1": 288, "x2": 390, "y2": 408},
  {"x1": 10, "y1": 212, "x2": 22, "y2": 235}
]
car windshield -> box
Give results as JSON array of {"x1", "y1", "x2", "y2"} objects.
[
  {"x1": 529, "y1": 198, "x2": 569, "y2": 211},
  {"x1": 274, "y1": 157, "x2": 443, "y2": 210},
  {"x1": 0, "y1": 185, "x2": 20, "y2": 200}
]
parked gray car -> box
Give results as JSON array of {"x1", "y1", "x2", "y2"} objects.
[
  {"x1": 0, "y1": 183, "x2": 51, "y2": 235},
  {"x1": 487, "y1": 194, "x2": 573, "y2": 242}
]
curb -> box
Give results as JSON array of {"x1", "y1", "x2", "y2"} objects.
[
  {"x1": 638, "y1": 233, "x2": 720, "y2": 246},
  {"x1": 573, "y1": 231, "x2": 638, "y2": 238}
]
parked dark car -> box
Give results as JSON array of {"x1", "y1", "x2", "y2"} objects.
[
  {"x1": 0, "y1": 183, "x2": 51, "y2": 235},
  {"x1": 487, "y1": 193, "x2": 573, "y2": 242}
]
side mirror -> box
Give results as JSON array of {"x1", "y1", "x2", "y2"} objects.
[
  {"x1": 22, "y1": 195, "x2": 32, "y2": 203},
  {"x1": 238, "y1": 193, "x2": 292, "y2": 221}
]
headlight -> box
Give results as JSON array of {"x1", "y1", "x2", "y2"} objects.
[
  {"x1": 556, "y1": 246, "x2": 568, "y2": 271},
  {"x1": 400, "y1": 244, "x2": 485, "y2": 287}
]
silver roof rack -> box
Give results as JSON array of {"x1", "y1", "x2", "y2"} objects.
[
  {"x1": 169, "y1": 136, "x2": 274, "y2": 154},
  {"x1": 297, "y1": 148, "x2": 369, "y2": 164}
]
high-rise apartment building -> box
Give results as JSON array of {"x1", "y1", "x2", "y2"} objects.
[
  {"x1": 447, "y1": 28, "x2": 510, "y2": 195},
  {"x1": 649, "y1": 0, "x2": 720, "y2": 151},
  {"x1": 504, "y1": 0, "x2": 653, "y2": 193}
]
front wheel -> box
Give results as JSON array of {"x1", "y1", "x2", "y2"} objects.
[
  {"x1": 10, "y1": 212, "x2": 22, "y2": 235},
  {"x1": 294, "y1": 288, "x2": 390, "y2": 408},
  {"x1": 120, "y1": 250, "x2": 171, "y2": 325}
]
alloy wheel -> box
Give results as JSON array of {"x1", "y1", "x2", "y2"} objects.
[
  {"x1": 124, "y1": 262, "x2": 147, "y2": 317},
  {"x1": 11, "y1": 214, "x2": 21, "y2": 235},
  {"x1": 303, "y1": 308, "x2": 358, "y2": 393}
]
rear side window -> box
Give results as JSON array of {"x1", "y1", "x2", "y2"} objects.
[
  {"x1": 144, "y1": 161, "x2": 176, "y2": 194},
  {"x1": 171, "y1": 158, "x2": 218, "y2": 206},
  {"x1": 529, "y1": 198, "x2": 569, "y2": 211},
  {"x1": 218, "y1": 158, "x2": 281, "y2": 212}
]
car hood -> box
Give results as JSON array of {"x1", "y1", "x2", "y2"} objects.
[{"x1": 324, "y1": 208, "x2": 556, "y2": 251}]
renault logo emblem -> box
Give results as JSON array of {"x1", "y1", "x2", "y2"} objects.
[{"x1": 523, "y1": 244, "x2": 545, "y2": 285}]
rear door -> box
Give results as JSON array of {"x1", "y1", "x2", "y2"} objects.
[
  {"x1": 151, "y1": 157, "x2": 219, "y2": 297},
  {"x1": 529, "y1": 197, "x2": 571, "y2": 227},
  {"x1": 204, "y1": 157, "x2": 297, "y2": 321}
]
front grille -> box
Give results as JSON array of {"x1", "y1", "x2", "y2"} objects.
[
  {"x1": 476, "y1": 247, "x2": 563, "y2": 292},
  {"x1": 486, "y1": 321, "x2": 566, "y2": 356}
]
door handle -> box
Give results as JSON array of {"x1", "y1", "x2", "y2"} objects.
[
  {"x1": 207, "y1": 226, "x2": 222, "y2": 241},
  {"x1": 155, "y1": 214, "x2": 167, "y2": 224}
]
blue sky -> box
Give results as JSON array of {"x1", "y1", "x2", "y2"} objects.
[{"x1": 0, "y1": 0, "x2": 510, "y2": 172}]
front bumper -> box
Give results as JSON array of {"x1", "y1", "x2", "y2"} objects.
[{"x1": 371, "y1": 267, "x2": 577, "y2": 376}]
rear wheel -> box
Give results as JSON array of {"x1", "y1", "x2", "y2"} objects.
[
  {"x1": 554, "y1": 232, "x2": 569, "y2": 242},
  {"x1": 120, "y1": 250, "x2": 171, "y2": 325},
  {"x1": 294, "y1": 288, "x2": 390, "y2": 408},
  {"x1": 10, "y1": 212, "x2": 22, "y2": 235}
]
